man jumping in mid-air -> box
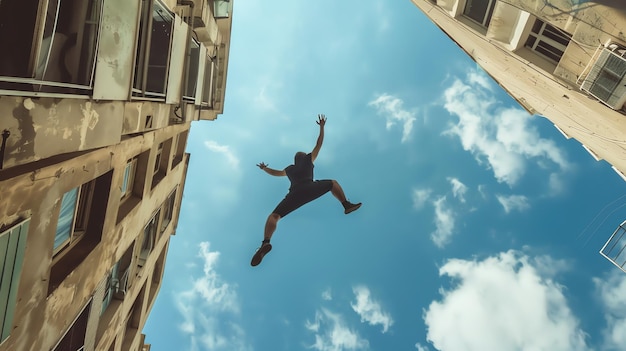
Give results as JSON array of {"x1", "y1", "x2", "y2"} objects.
[{"x1": 251, "y1": 114, "x2": 362, "y2": 266}]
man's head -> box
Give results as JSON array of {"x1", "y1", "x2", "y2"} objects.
[{"x1": 294, "y1": 151, "x2": 307, "y2": 164}]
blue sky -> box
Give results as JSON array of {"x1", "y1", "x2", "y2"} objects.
[{"x1": 144, "y1": 1, "x2": 626, "y2": 350}]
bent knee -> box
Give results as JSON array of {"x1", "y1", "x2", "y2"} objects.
[{"x1": 269, "y1": 213, "x2": 281, "y2": 221}]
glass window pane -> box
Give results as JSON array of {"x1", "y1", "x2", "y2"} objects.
[{"x1": 55, "y1": 188, "x2": 78, "y2": 250}]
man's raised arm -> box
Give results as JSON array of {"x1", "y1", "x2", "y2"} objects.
[
  {"x1": 257, "y1": 162, "x2": 286, "y2": 176},
  {"x1": 311, "y1": 114, "x2": 326, "y2": 162}
]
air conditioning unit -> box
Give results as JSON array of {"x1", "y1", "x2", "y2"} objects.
[{"x1": 580, "y1": 41, "x2": 626, "y2": 110}]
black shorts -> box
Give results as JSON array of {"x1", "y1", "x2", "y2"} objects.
[{"x1": 272, "y1": 180, "x2": 333, "y2": 217}]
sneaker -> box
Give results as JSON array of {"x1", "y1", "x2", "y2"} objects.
[
  {"x1": 344, "y1": 202, "x2": 362, "y2": 214},
  {"x1": 251, "y1": 242, "x2": 272, "y2": 266}
]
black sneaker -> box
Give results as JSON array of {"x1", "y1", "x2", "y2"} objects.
[
  {"x1": 251, "y1": 242, "x2": 272, "y2": 266},
  {"x1": 344, "y1": 202, "x2": 362, "y2": 214}
]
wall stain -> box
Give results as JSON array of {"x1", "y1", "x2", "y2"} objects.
[{"x1": 10, "y1": 104, "x2": 35, "y2": 161}]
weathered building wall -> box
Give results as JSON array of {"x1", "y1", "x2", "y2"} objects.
[{"x1": 0, "y1": 123, "x2": 188, "y2": 351}]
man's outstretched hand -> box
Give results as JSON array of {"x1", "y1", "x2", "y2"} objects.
[
  {"x1": 316, "y1": 114, "x2": 326, "y2": 127},
  {"x1": 257, "y1": 162, "x2": 268, "y2": 170}
]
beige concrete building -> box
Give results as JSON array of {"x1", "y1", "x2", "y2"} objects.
[
  {"x1": 0, "y1": 0, "x2": 232, "y2": 350},
  {"x1": 411, "y1": 0, "x2": 626, "y2": 175},
  {"x1": 411, "y1": 0, "x2": 626, "y2": 269}
]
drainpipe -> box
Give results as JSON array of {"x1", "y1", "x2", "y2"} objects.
[
  {"x1": 177, "y1": 0, "x2": 196, "y2": 123},
  {"x1": 0, "y1": 129, "x2": 9, "y2": 170}
]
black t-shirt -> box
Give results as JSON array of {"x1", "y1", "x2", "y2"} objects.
[{"x1": 285, "y1": 153, "x2": 314, "y2": 190}]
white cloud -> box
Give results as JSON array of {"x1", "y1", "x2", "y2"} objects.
[
  {"x1": 443, "y1": 69, "x2": 569, "y2": 187},
  {"x1": 305, "y1": 308, "x2": 369, "y2": 351},
  {"x1": 204, "y1": 140, "x2": 240, "y2": 168},
  {"x1": 415, "y1": 342, "x2": 430, "y2": 351},
  {"x1": 175, "y1": 242, "x2": 250, "y2": 351},
  {"x1": 424, "y1": 251, "x2": 590, "y2": 351},
  {"x1": 496, "y1": 194, "x2": 530, "y2": 213},
  {"x1": 351, "y1": 286, "x2": 394, "y2": 333},
  {"x1": 412, "y1": 188, "x2": 432, "y2": 210},
  {"x1": 368, "y1": 93, "x2": 417, "y2": 143},
  {"x1": 594, "y1": 270, "x2": 626, "y2": 350},
  {"x1": 447, "y1": 177, "x2": 468, "y2": 203},
  {"x1": 431, "y1": 196, "x2": 455, "y2": 248},
  {"x1": 322, "y1": 288, "x2": 333, "y2": 301}
]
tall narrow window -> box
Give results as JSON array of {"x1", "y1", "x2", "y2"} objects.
[
  {"x1": 54, "y1": 181, "x2": 95, "y2": 256},
  {"x1": 183, "y1": 39, "x2": 200, "y2": 101},
  {"x1": 463, "y1": 0, "x2": 496, "y2": 27},
  {"x1": 0, "y1": 219, "x2": 29, "y2": 343},
  {"x1": 139, "y1": 210, "x2": 160, "y2": 265},
  {"x1": 153, "y1": 142, "x2": 164, "y2": 176},
  {"x1": 133, "y1": 0, "x2": 174, "y2": 97},
  {"x1": 121, "y1": 158, "x2": 138, "y2": 199},
  {"x1": 160, "y1": 190, "x2": 176, "y2": 234},
  {"x1": 524, "y1": 19, "x2": 571, "y2": 64}
]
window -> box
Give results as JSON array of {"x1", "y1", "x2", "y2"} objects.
[
  {"x1": 133, "y1": 0, "x2": 174, "y2": 97},
  {"x1": 171, "y1": 131, "x2": 188, "y2": 169},
  {"x1": 463, "y1": 0, "x2": 496, "y2": 27},
  {"x1": 139, "y1": 210, "x2": 160, "y2": 265},
  {"x1": 121, "y1": 158, "x2": 138, "y2": 200},
  {"x1": 160, "y1": 190, "x2": 176, "y2": 234},
  {"x1": 54, "y1": 181, "x2": 95, "y2": 256},
  {"x1": 153, "y1": 142, "x2": 164, "y2": 176},
  {"x1": 0, "y1": 0, "x2": 103, "y2": 93},
  {"x1": 0, "y1": 219, "x2": 29, "y2": 343},
  {"x1": 588, "y1": 52, "x2": 626, "y2": 104},
  {"x1": 201, "y1": 57, "x2": 215, "y2": 106},
  {"x1": 49, "y1": 171, "x2": 112, "y2": 295},
  {"x1": 183, "y1": 39, "x2": 200, "y2": 101},
  {"x1": 53, "y1": 301, "x2": 91, "y2": 351},
  {"x1": 101, "y1": 245, "x2": 133, "y2": 315},
  {"x1": 214, "y1": 0, "x2": 232, "y2": 18},
  {"x1": 524, "y1": 19, "x2": 571, "y2": 64}
]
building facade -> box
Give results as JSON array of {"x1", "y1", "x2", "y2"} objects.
[
  {"x1": 0, "y1": 0, "x2": 232, "y2": 350},
  {"x1": 411, "y1": 0, "x2": 626, "y2": 176}
]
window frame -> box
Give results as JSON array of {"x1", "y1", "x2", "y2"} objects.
[
  {"x1": 53, "y1": 181, "x2": 96, "y2": 257},
  {"x1": 120, "y1": 157, "x2": 138, "y2": 200},
  {"x1": 463, "y1": 0, "x2": 496, "y2": 28},
  {"x1": 524, "y1": 19, "x2": 571, "y2": 64},
  {"x1": 132, "y1": 0, "x2": 175, "y2": 99},
  {"x1": 0, "y1": 0, "x2": 104, "y2": 93}
]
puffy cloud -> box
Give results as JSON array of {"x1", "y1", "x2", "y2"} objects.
[
  {"x1": 594, "y1": 270, "x2": 626, "y2": 350},
  {"x1": 305, "y1": 308, "x2": 369, "y2": 351},
  {"x1": 431, "y1": 196, "x2": 455, "y2": 248},
  {"x1": 175, "y1": 242, "x2": 250, "y2": 351},
  {"x1": 496, "y1": 194, "x2": 530, "y2": 213},
  {"x1": 443, "y1": 69, "x2": 569, "y2": 186},
  {"x1": 412, "y1": 188, "x2": 432, "y2": 210},
  {"x1": 368, "y1": 93, "x2": 417, "y2": 143},
  {"x1": 351, "y1": 286, "x2": 394, "y2": 333},
  {"x1": 447, "y1": 177, "x2": 468, "y2": 203},
  {"x1": 424, "y1": 251, "x2": 590, "y2": 351},
  {"x1": 415, "y1": 342, "x2": 430, "y2": 351}
]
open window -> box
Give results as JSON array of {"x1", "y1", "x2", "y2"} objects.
[
  {"x1": 0, "y1": 0, "x2": 103, "y2": 93},
  {"x1": 139, "y1": 210, "x2": 160, "y2": 267},
  {"x1": 183, "y1": 39, "x2": 201, "y2": 101},
  {"x1": 49, "y1": 171, "x2": 112, "y2": 295},
  {"x1": 160, "y1": 189, "x2": 177, "y2": 234},
  {"x1": 133, "y1": 0, "x2": 174, "y2": 98}
]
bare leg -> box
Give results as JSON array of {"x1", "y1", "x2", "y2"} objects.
[
  {"x1": 264, "y1": 213, "x2": 281, "y2": 241},
  {"x1": 331, "y1": 180, "x2": 347, "y2": 202},
  {"x1": 331, "y1": 180, "x2": 362, "y2": 214}
]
